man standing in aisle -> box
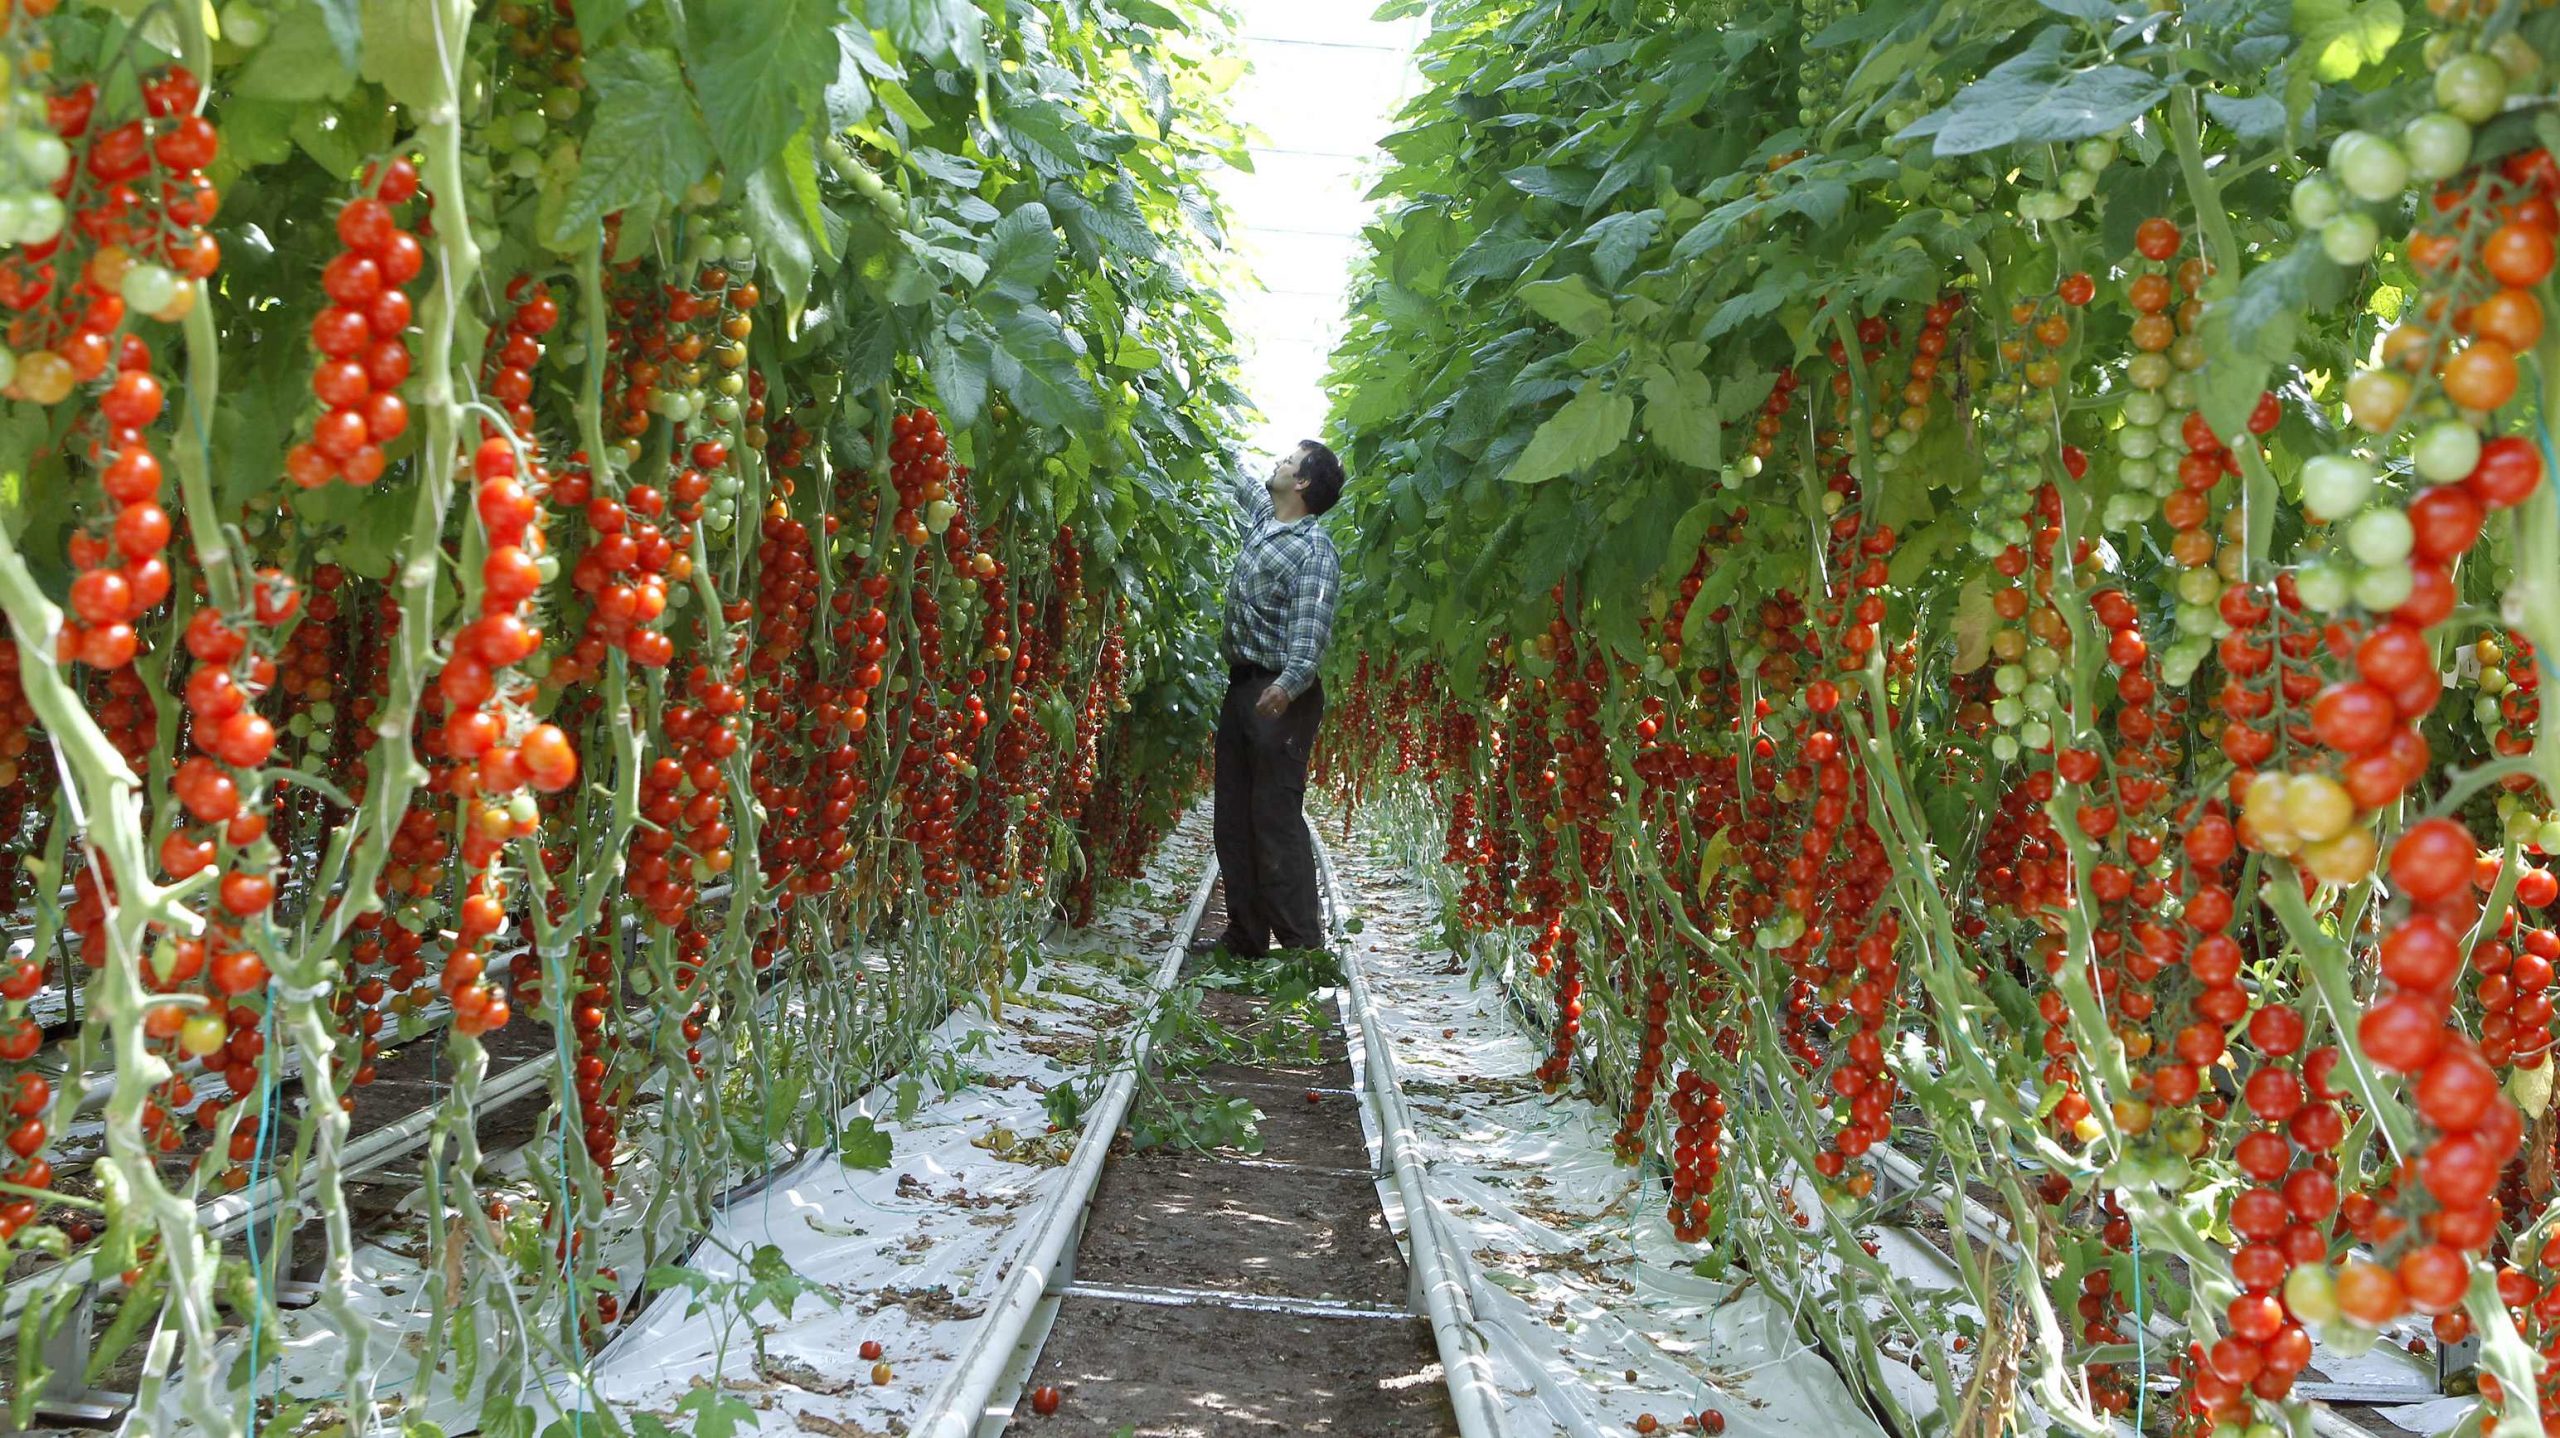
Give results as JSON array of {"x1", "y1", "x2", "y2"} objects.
[{"x1": 1195, "y1": 440, "x2": 1346, "y2": 958}]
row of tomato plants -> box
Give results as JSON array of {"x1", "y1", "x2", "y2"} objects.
[
  {"x1": 0, "y1": 0, "x2": 1242, "y2": 1433},
  {"x1": 1318, "y1": 0, "x2": 2560, "y2": 1431}
]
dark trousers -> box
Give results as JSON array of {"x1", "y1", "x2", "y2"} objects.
[{"x1": 1212, "y1": 665, "x2": 1325, "y2": 954}]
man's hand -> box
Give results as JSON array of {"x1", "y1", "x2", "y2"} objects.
[{"x1": 1256, "y1": 683, "x2": 1291, "y2": 718}]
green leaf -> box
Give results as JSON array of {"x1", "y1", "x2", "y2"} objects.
[
  {"x1": 1910, "y1": 30, "x2": 2170, "y2": 156},
  {"x1": 1515, "y1": 275, "x2": 1613, "y2": 341},
  {"x1": 876, "y1": 77, "x2": 934, "y2": 133},
  {"x1": 1504, "y1": 383, "x2": 1633, "y2": 485},
  {"x1": 2203, "y1": 90, "x2": 2287, "y2": 142},
  {"x1": 781, "y1": 135, "x2": 836, "y2": 261},
  {"x1": 739, "y1": 158, "x2": 818, "y2": 317},
  {"x1": 1579, "y1": 208, "x2": 1663, "y2": 287},
  {"x1": 574, "y1": 0, "x2": 642, "y2": 41},
  {"x1": 1503, "y1": 165, "x2": 1595, "y2": 204},
  {"x1": 310, "y1": 0, "x2": 362, "y2": 65},
  {"x1": 874, "y1": 0, "x2": 983, "y2": 69},
  {"x1": 827, "y1": 30, "x2": 876, "y2": 129},
  {"x1": 235, "y1": 4, "x2": 357, "y2": 101},
  {"x1": 687, "y1": 0, "x2": 847, "y2": 174},
  {"x1": 1703, "y1": 286, "x2": 1789, "y2": 339},
  {"x1": 1770, "y1": 180, "x2": 1850, "y2": 227},
  {"x1": 357, "y1": 0, "x2": 447, "y2": 109},
  {"x1": 929, "y1": 325, "x2": 996, "y2": 431},
  {"x1": 984, "y1": 202, "x2": 1060, "y2": 300},
  {"x1": 2196, "y1": 244, "x2": 2347, "y2": 441},
  {"x1": 548, "y1": 47, "x2": 715, "y2": 249},
  {"x1": 2293, "y1": 0, "x2": 2403, "y2": 83},
  {"x1": 990, "y1": 305, "x2": 1101, "y2": 432},
  {"x1": 1639, "y1": 363, "x2": 1719, "y2": 470}
]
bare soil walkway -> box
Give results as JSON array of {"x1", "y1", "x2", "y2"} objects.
[{"x1": 1004, "y1": 878, "x2": 1458, "y2": 1437}]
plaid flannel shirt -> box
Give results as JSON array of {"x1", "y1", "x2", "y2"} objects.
[{"x1": 1222, "y1": 468, "x2": 1339, "y2": 699}]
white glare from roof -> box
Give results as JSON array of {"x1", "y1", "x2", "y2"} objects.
[{"x1": 1216, "y1": 0, "x2": 1424, "y2": 469}]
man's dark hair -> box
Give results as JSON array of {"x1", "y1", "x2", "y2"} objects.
[{"x1": 1296, "y1": 440, "x2": 1346, "y2": 515}]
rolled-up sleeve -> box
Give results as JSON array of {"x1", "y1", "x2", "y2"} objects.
[
  {"x1": 1274, "y1": 540, "x2": 1338, "y2": 699},
  {"x1": 1231, "y1": 467, "x2": 1273, "y2": 521}
]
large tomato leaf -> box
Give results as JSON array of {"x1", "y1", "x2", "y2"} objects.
[
  {"x1": 686, "y1": 0, "x2": 847, "y2": 176},
  {"x1": 1902, "y1": 29, "x2": 2172, "y2": 155},
  {"x1": 1503, "y1": 383, "x2": 1634, "y2": 486},
  {"x1": 548, "y1": 46, "x2": 715, "y2": 249}
]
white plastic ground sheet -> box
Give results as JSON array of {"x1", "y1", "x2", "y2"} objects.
[
  {"x1": 1323, "y1": 836, "x2": 1897, "y2": 1438},
  {"x1": 1326, "y1": 823, "x2": 2454, "y2": 1438},
  {"x1": 184, "y1": 810, "x2": 1211, "y2": 1438}
]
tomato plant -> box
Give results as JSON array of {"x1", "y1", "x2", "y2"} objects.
[
  {"x1": 1317, "y1": 0, "x2": 2560, "y2": 1432},
  {"x1": 0, "y1": 0, "x2": 1248, "y2": 1430}
]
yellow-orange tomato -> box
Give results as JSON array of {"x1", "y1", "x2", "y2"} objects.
[
  {"x1": 2347, "y1": 368, "x2": 2412, "y2": 432},
  {"x1": 2468, "y1": 287, "x2": 2544, "y2": 351},
  {"x1": 2441, "y1": 339, "x2": 2520, "y2": 412}
]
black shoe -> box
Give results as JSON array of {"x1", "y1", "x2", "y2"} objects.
[{"x1": 1186, "y1": 931, "x2": 1234, "y2": 954}]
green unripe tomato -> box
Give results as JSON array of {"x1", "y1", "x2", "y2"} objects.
[
  {"x1": 219, "y1": 0, "x2": 269, "y2": 45},
  {"x1": 2121, "y1": 390, "x2": 2166, "y2": 427},
  {"x1": 13, "y1": 129, "x2": 67, "y2": 185},
  {"x1": 543, "y1": 86, "x2": 583, "y2": 121},
  {"x1": 2353, "y1": 560, "x2": 2415, "y2": 611},
  {"x1": 2025, "y1": 645, "x2": 2061, "y2": 679},
  {"x1": 2019, "y1": 718, "x2": 2052, "y2": 750},
  {"x1": 2400, "y1": 112, "x2": 2473, "y2": 182},
  {"x1": 2291, "y1": 175, "x2": 2343, "y2": 227},
  {"x1": 2162, "y1": 372, "x2": 2197, "y2": 410},
  {"x1": 1989, "y1": 733, "x2": 2020, "y2": 763},
  {"x1": 2060, "y1": 168, "x2": 2098, "y2": 202},
  {"x1": 2176, "y1": 566, "x2": 2223, "y2": 606},
  {"x1": 2347, "y1": 506, "x2": 2414, "y2": 565},
  {"x1": 2321, "y1": 212, "x2": 2380, "y2": 266},
  {"x1": 120, "y1": 262, "x2": 176, "y2": 315},
  {"x1": 2411, "y1": 419, "x2": 2482, "y2": 483},
  {"x1": 2102, "y1": 493, "x2": 2154, "y2": 528},
  {"x1": 508, "y1": 110, "x2": 547, "y2": 148},
  {"x1": 18, "y1": 193, "x2": 62, "y2": 245},
  {"x1": 2300, "y1": 454, "x2": 2374, "y2": 521},
  {"x1": 2435, "y1": 53, "x2": 2509, "y2": 124},
  {"x1": 2479, "y1": 695, "x2": 2504, "y2": 727},
  {"x1": 2293, "y1": 562, "x2": 2351, "y2": 612},
  {"x1": 2492, "y1": 31, "x2": 2542, "y2": 84},
  {"x1": 1990, "y1": 695, "x2": 2024, "y2": 727},
  {"x1": 2073, "y1": 137, "x2": 2117, "y2": 171},
  {"x1": 2330, "y1": 131, "x2": 2409, "y2": 202}
]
